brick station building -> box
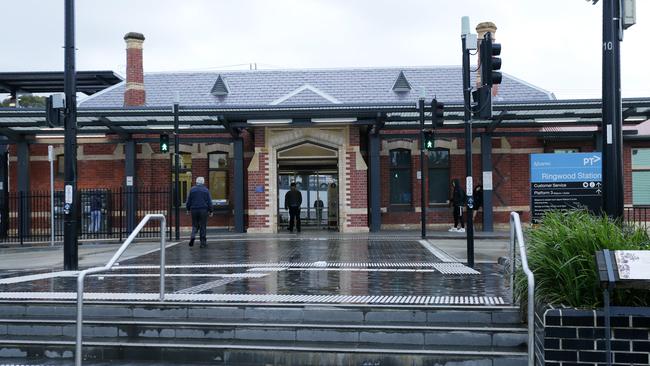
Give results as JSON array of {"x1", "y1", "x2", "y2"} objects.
[{"x1": 2, "y1": 25, "x2": 650, "y2": 236}]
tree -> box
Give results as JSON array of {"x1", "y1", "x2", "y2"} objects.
[{"x1": 1, "y1": 95, "x2": 46, "y2": 108}]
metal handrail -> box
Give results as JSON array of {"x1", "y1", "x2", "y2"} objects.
[
  {"x1": 75, "y1": 214, "x2": 167, "y2": 366},
  {"x1": 509, "y1": 212, "x2": 535, "y2": 366}
]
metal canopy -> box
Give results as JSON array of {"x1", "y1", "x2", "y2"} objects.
[
  {"x1": 0, "y1": 98, "x2": 648, "y2": 139},
  {"x1": 0, "y1": 71, "x2": 123, "y2": 95}
]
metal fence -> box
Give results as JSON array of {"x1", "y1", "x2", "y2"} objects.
[
  {"x1": 0, "y1": 187, "x2": 172, "y2": 244},
  {"x1": 625, "y1": 205, "x2": 650, "y2": 232}
]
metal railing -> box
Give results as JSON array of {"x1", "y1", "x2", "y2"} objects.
[
  {"x1": 75, "y1": 214, "x2": 167, "y2": 366},
  {"x1": 0, "y1": 188, "x2": 172, "y2": 244},
  {"x1": 509, "y1": 212, "x2": 535, "y2": 366}
]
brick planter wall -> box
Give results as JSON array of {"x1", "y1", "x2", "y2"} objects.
[{"x1": 536, "y1": 306, "x2": 650, "y2": 365}]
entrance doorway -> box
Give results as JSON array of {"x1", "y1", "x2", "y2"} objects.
[
  {"x1": 276, "y1": 141, "x2": 339, "y2": 231},
  {"x1": 277, "y1": 171, "x2": 338, "y2": 231}
]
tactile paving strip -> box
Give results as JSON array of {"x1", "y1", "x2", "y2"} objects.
[
  {"x1": 0, "y1": 292, "x2": 505, "y2": 305},
  {"x1": 432, "y1": 263, "x2": 481, "y2": 275},
  {"x1": 114, "y1": 261, "x2": 474, "y2": 270}
]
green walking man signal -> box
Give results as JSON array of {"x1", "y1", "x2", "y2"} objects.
[
  {"x1": 160, "y1": 134, "x2": 170, "y2": 153},
  {"x1": 424, "y1": 131, "x2": 435, "y2": 151}
]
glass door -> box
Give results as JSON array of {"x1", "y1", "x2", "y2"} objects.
[{"x1": 277, "y1": 170, "x2": 338, "y2": 231}]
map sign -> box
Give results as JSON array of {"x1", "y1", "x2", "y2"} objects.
[{"x1": 530, "y1": 153, "x2": 602, "y2": 223}]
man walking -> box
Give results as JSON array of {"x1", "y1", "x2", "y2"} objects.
[
  {"x1": 284, "y1": 182, "x2": 302, "y2": 233},
  {"x1": 186, "y1": 176, "x2": 213, "y2": 248}
]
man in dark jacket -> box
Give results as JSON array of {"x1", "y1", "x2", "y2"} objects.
[
  {"x1": 186, "y1": 176, "x2": 213, "y2": 248},
  {"x1": 284, "y1": 182, "x2": 302, "y2": 233},
  {"x1": 449, "y1": 178, "x2": 466, "y2": 233}
]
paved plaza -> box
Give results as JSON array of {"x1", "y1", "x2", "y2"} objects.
[{"x1": 0, "y1": 233, "x2": 512, "y2": 305}]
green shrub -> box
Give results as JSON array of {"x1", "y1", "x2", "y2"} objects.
[{"x1": 515, "y1": 210, "x2": 650, "y2": 308}]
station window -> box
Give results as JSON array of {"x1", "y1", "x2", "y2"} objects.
[
  {"x1": 208, "y1": 152, "x2": 229, "y2": 205},
  {"x1": 172, "y1": 152, "x2": 192, "y2": 205},
  {"x1": 554, "y1": 148, "x2": 580, "y2": 153},
  {"x1": 632, "y1": 149, "x2": 650, "y2": 205},
  {"x1": 428, "y1": 148, "x2": 450, "y2": 204},
  {"x1": 56, "y1": 154, "x2": 65, "y2": 177},
  {"x1": 389, "y1": 148, "x2": 412, "y2": 205}
]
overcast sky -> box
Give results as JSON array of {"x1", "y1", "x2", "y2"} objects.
[{"x1": 2, "y1": 0, "x2": 649, "y2": 99}]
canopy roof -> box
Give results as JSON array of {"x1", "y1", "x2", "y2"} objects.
[
  {"x1": 0, "y1": 98, "x2": 648, "y2": 140},
  {"x1": 0, "y1": 71, "x2": 123, "y2": 95}
]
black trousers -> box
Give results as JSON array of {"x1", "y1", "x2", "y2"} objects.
[
  {"x1": 288, "y1": 206, "x2": 301, "y2": 232},
  {"x1": 453, "y1": 206, "x2": 465, "y2": 228},
  {"x1": 190, "y1": 209, "x2": 209, "y2": 245}
]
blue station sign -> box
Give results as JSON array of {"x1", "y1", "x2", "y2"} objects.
[{"x1": 530, "y1": 153, "x2": 603, "y2": 223}]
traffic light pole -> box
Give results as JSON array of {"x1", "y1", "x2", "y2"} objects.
[
  {"x1": 601, "y1": 0, "x2": 624, "y2": 220},
  {"x1": 419, "y1": 97, "x2": 427, "y2": 239},
  {"x1": 173, "y1": 103, "x2": 180, "y2": 240},
  {"x1": 63, "y1": 0, "x2": 78, "y2": 270},
  {"x1": 461, "y1": 33, "x2": 475, "y2": 268}
]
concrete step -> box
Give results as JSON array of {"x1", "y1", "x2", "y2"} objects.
[
  {"x1": 0, "y1": 337, "x2": 528, "y2": 366},
  {"x1": 0, "y1": 301, "x2": 524, "y2": 326},
  {"x1": 0, "y1": 300, "x2": 528, "y2": 365},
  {"x1": 0, "y1": 318, "x2": 528, "y2": 348}
]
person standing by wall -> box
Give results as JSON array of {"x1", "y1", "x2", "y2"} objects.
[
  {"x1": 186, "y1": 176, "x2": 213, "y2": 248},
  {"x1": 89, "y1": 192, "x2": 102, "y2": 233},
  {"x1": 284, "y1": 182, "x2": 302, "y2": 233},
  {"x1": 449, "y1": 179, "x2": 466, "y2": 233},
  {"x1": 472, "y1": 183, "x2": 483, "y2": 229}
]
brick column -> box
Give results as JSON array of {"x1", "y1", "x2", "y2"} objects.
[
  {"x1": 247, "y1": 128, "x2": 271, "y2": 232},
  {"x1": 344, "y1": 127, "x2": 369, "y2": 232},
  {"x1": 476, "y1": 22, "x2": 499, "y2": 96},
  {"x1": 123, "y1": 32, "x2": 146, "y2": 106}
]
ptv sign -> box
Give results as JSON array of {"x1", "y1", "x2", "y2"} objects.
[
  {"x1": 583, "y1": 155, "x2": 601, "y2": 166},
  {"x1": 530, "y1": 153, "x2": 603, "y2": 223}
]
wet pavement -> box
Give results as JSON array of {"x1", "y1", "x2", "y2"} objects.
[{"x1": 0, "y1": 236, "x2": 512, "y2": 303}]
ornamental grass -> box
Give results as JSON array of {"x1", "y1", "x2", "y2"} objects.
[{"x1": 515, "y1": 210, "x2": 650, "y2": 308}]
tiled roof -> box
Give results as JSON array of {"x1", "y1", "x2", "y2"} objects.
[{"x1": 79, "y1": 66, "x2": 554, "y2": 107}]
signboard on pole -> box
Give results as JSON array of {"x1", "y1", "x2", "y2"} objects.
[{"x1": 530, "y1": 153, "x2": 602, "y2": 223}]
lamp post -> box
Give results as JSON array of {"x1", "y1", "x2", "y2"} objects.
[
  {"x1": 63, "y1": 0, "x2": 78, "y2": 270},
  {"x1": 461, "y1": 16, "x2": 475, "y2": 267},
  {"x1": 173, "y1": 92, "x2": 180, "y2": 240},
  {"x1": 419, "y1": 88, "x2": 427, "y2": 239}
]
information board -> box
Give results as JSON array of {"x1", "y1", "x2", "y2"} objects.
[{"x1": 530, "y1": 153, "x2": 602, "y2": 223}]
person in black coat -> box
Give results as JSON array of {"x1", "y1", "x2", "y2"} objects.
[
  {"x1": 186, "y1": 176, "x2": 213, "y2": 248},
  {"x1": 284, "y1": 182, "x2": 303, "y2": 233},
  {"x1": 449, "y1": 179, "x2": 466, "y2": 232},
  {"x1": 472, "y1": 184, "x2": 484, "y2": 223}
]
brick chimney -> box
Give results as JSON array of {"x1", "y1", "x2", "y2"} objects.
[
  {"x1": 123, "y1": 32, "x2": 146, "y2": 106},
  {"x1": 475, "y1": 22, "x2": 498, "y2": 96}
]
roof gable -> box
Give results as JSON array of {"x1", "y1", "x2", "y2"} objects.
[{"x1": 270, "y1": 84, "x2": 341, "y2": 105}]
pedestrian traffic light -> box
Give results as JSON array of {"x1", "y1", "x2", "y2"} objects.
[
  {"x1": 480, "y1": 32, "x2": 502, "y2": 87},
  {"x1": 472, "y1": 86, "x2": 493, "y2": 120},
  {"x1": 423, "y1": 130, "x2": 435, "y2": 151},
  {"x1": 431, "y1": 99, "x2": 445, "y2": 128},
  {"x1": 160, "y1": 134, "x2": 170, "y2": 153}
]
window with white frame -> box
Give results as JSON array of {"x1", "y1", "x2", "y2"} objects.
[
  {"x1": 632, "y1": 148, "x2": 650, "y2": 205},
  {"x1": 554, "y1": 148, "x2": 580, "y2": 154}
]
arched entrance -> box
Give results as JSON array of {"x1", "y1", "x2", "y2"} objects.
[{"x1": 276, "y1": 141, "x2": 339, "y2": 231}]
